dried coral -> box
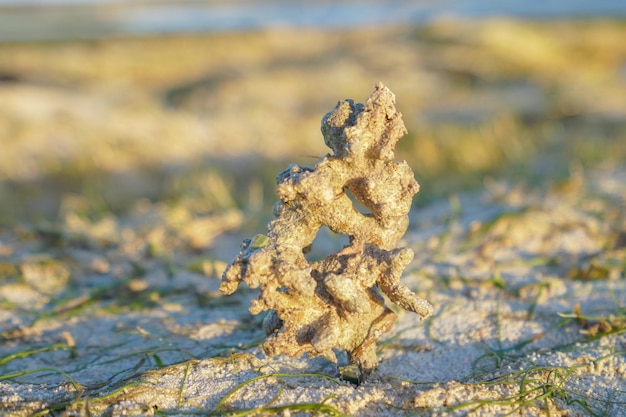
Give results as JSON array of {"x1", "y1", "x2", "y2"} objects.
[{"x1": 220, "y1": 82, "x2": 433, "y2": 379}]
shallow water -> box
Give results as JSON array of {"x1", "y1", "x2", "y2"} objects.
[{"x1": 1, "y1": 0, "x2": 626, "y2": 42}]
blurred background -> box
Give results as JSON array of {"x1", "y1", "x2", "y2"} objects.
[{"x1": 0, "y1": 0, "x2": 625, "y2": 247}]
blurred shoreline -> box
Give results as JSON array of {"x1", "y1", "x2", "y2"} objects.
[
  {"x1": 1, "y1": 19, "x2": 625, "y2": 226},
  {"x1": 2, "y1": 0, "x2": 626, "y2": 42}
]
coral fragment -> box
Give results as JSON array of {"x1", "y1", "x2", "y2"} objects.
[{"x1": 220, "y1": 82, "x2": 433, "y2": 379}]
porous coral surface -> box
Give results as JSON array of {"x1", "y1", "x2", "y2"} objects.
[{"x1": 220, "y1": 83, "x2": 433, "y2": 376}]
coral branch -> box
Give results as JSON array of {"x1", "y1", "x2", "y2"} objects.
[{"x1": 220, "y1": 82, "x2": 433, "y2": 380}]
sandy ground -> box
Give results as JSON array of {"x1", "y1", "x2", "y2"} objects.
[
  {"x1": 1, "y1": 165, "x2": 624, "y2": 416},
  {"x1": 1, "y1": 19, "x2": 625, "y2": 416}
]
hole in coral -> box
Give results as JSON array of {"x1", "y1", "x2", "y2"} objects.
[
  {"x1": 303, "y1": 225, "x2": 350, "y2": 263},
  {"x1": 344, "y1": 188, "x2": 372, "y2": 217}
]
